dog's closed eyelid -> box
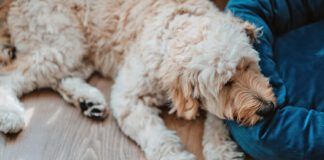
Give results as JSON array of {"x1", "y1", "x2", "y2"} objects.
[
  {"x1": 244, "y1": 64, "x2": 250, "y2": 71},
  {"x1": 225, "y1": 80, "x2": 234, "y2": 87}
]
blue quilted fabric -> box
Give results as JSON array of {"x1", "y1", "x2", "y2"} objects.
[{"x1": 225, "y1": 0, "x2": 324, "y2": 159}]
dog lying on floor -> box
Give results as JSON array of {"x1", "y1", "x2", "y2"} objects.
[{"x1": 0, "y1": 0, "x2": 276, "y2": 159}]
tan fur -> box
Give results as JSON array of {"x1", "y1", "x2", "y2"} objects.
[
  {"x1": 218, "y1": 58, "x2": 276, "y2": 125},
  {"x1": 169, "y1": 77, "x2": 200, "y2": 120},
  {"x1": 243, "y1": 21, "x2": 261, "y2": 43}
]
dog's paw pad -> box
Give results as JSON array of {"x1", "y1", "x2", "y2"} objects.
[
  {"x1": 0, "y1": 111, "x2": 25, "y2": 134},
  {"x1": 79, "y1": 99, "x2": 109, "y2": 121}
]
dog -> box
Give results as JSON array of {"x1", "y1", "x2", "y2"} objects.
[{"x1": 0, "y1": 0, "x2": 276, "y2": 159}]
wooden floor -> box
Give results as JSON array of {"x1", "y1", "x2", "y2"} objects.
[
  {"x1": 0, "y1": 1, "x2": 229, "y2": 160},
  {"x1": 0, "y1": 76, "x2": 205, "y2": 160}
]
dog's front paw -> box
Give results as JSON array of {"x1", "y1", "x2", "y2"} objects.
[
  {"x1": 79, "y1": 98, "x2": 109, "y2": 121},
  {"x1": 0, "y1": 110, "x2": 25, "y2": 134}
]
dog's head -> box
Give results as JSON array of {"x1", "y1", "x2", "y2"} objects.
[
  {"x1": 214, "y1": 58, "x2": 276, "y2": 125},
  {"x1": 169, "y1": 57, "x2": 276, "y2": 126},
  {"x1": 166, "y1": 15, "x2": 276, "y2": 126}
]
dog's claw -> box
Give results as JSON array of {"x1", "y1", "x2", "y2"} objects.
[{"x1": 79, "y1": 99, "x2": 108, "y2": 121}]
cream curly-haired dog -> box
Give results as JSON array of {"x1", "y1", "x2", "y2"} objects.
[{"x1": 0, "y1": 0, "x2": 276, "y2": 159}]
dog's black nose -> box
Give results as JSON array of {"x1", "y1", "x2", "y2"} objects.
[{"x1": 256, "y1": 101, "x2": 275, "y2": 117}]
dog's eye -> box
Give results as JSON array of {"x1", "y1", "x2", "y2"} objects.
[
  {"x1": 225, "y1": 80, "x2": 234, "y2": 87},
  {"x1": 244, "y1": 64, "x2": 250, "y2": 71}
]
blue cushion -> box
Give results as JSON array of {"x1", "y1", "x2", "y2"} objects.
[{"x1": 225, "y1": 0, "x2": 324, "y2": 159}]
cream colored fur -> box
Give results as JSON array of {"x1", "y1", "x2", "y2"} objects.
[{"x1": 0, "y1": 0, "x2": 276, "y2": 159}]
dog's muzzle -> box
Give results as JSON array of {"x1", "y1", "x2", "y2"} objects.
[{"x1": 256, "y1": 101, "x2": 275, "y2": 117}]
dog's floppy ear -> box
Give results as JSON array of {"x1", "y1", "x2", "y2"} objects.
[
  {"x1": 169, "y1": 77, "x2": 200, "y2": 120},
  {"x1": 236, "y1": 57, "x2": 260, "y2": 74},
  {"x1": 242, "y1": 21, "x2": 262, "y2": 43}
]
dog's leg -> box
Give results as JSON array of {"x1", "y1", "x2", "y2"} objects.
[
  {"x1": 55, "y1": 77, "x2": 109, "y2": 120},
  {"x1": 0, "y1": 67, "x2": 94, "y2": 133},
  {"x1": 0, "y1": 70, "x2": 34, "y2": 134},
  {"x1": 0, "y1": 86, "x2": 25, "y2": 134},
  {"x1": 0, "y1": 70, "x2": 44, "y2": 134},
  {"x1": 202, "y1": 113, "x2": 244, "y2": 160},
  {"x1": 0, "y1": 64, "x2": 96, "y2": 134},
  {"x1": 110, "y1": 65, "x2": 196, "y2": 160}
]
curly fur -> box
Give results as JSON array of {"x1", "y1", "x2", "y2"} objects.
[{"x1": 0, "y1": 0, "x2": 276, "y2": 159}]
